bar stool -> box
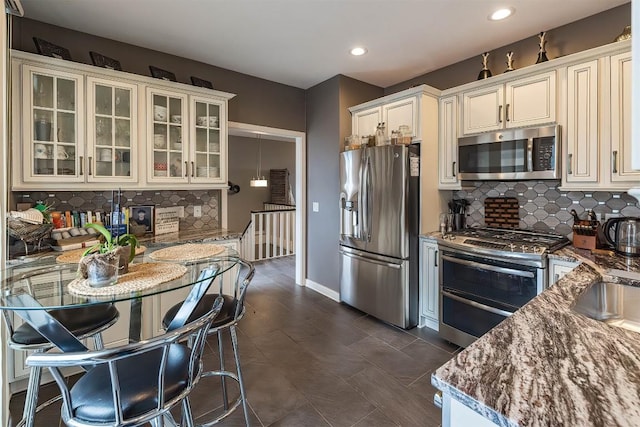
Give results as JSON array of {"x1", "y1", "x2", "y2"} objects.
[
  {"x1": 3, "y1": 304, "x2": 119, "y2": 427},
  {"x1": 162, "y1": 259, "x2": 255, "y2": 426}
]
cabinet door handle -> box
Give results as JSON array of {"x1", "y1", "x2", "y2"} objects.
[
  {"x1": 568, "y1": 154, "x2": 573, "y2": 175},
  {"x1": 434, "y1": 250, "x2": 438, "y2": 267},
  {"x1": 452, "y1": 161, "x2": 456, "y2": 177},
  {"x1": 498, "y1": 105, "x2": 503, "y2": 123},
  {"x1": 191, "y1": 161, "x2": 194, "y2": 178},
  {"x1": 505, "y1": 103, "x2": 510, "y2": 122},
  {"x1": 88, "y1": 156, "x2": 92, "y2": 176},
  {"x1": 184, "y1": 161, "x2": 188, "y2": 177},
  {"x1": 79, "y1": 156, "x2": 84, "y2": 175},
  {"x1": 612, "y1": 150, "x2": 618, "y2": 174}
]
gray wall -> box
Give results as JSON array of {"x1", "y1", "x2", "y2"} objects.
[
  {"x1": 12, "y1": 17, "x2": 306, "y2": 131},
  {"x1": 305, "y1": 75, "x2": 381, "y2": 292},
  {"x1": 385, "y1": 3, "x2": 631, "y2": 93},
  {"x1": 227, "y1": 135, "x2": 295, "y2": 233}
]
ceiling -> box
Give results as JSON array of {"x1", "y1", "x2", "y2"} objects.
[{"x1": 19, "y1": 0, "x2": 629, "y2": 90}]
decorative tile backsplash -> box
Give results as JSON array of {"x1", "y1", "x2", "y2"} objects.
[
  {"x1": 12, "y1": 190, "x2": 221, "y2": 230},
  {"x1": 453, "y1": 181, "x2": 640, "y2": 236}
]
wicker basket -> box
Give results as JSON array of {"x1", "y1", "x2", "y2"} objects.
[{"x1": 7, "y1": 217, "x2": 53, "y2": 243}]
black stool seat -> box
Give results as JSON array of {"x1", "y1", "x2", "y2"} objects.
[
  {"x1": 162, "y1": 294, "x2": 237, "y2": 330},
  {"x1": 70, "y1": 343, "x2": 193, "y2": 423},
  {"x1": 12, "y1": 304, "x2": 119, "y2": 346}
]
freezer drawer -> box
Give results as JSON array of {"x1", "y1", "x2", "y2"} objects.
[{"x1": 339, "y1": 247, "x2": 417, "y2": 329}]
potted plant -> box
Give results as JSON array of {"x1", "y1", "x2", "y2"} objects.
[{"x1": 78, "y1": 223, "x2": 139, "y2": 287}]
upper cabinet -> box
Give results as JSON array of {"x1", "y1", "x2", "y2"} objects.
[
  {"x1": 11, "y1": 51, "x2": 235, "y2": 191},
  {"x1": 349, "y1": 85, "x2": 440, "y2": 144},
  {"x1": 438, "y1": 95, "x2": 459, "y2": 189},
  {"x1": 461, "y1": 71, "x2": 556, "y2": 135},
  {"x1": 561, "y1": 44, "x2": 637, "y2": 190}
]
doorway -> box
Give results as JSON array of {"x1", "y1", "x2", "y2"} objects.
[{"x1": 227, "y1": 122, "x2": 306, "y2": 286}]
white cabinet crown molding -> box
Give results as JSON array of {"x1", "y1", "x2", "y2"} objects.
[{"x1": 348, "y1": 84, "x2": 441, "y2": 113}]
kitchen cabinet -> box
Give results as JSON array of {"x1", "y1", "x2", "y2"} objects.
[
  {"x1": 11, "y1": 50, "x2": 234, "y2": 190},
  {"x1": 461, "y1": 71, "x2": 556, "y2": 135},
  {"x1": 561, "y1": 44, "x2": 637, "y2": 190},
  {"x1": 438, "y1": 95, "x2": 459, "y2": 189},
  {"x1": 419, "y1": 238, "x2": 439, "y2": 330},
  {"x1": 349, "y1": 85, "x2": 439, "y2": 143},
  {"x1": 87, "y1": 77, "x2": 138, "y2": 183},
  {"x1": 548, "y1": 258, "x2": 579, "y2": 285},
  {"x1": 20, "y1": 64, "x2": 84, "y2": 184}
]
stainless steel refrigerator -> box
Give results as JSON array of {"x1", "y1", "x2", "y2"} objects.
[{"x1": 339, "y1": 144, "x2": 420, "y2": 329}]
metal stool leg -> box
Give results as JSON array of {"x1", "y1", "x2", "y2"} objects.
[
  {"x1": 18, "y1": 363, "x2": 42, "y2": 427},
  {"x1": 92, "y1": 331, "x2": 105, "y2": 350},
  {"x1": 230, "y1": 325, "x2": 250, "y2": 426},
  {"x1": 217, "y1": 330, "x2": 229, "y2": 410},
  {"x1": 181, "y1": 397, "x2": 195, "y2": 427}
]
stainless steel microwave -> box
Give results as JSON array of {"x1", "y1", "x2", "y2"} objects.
[{"x1": 457, "y1": 125, "x2": 559, "y2": 180}]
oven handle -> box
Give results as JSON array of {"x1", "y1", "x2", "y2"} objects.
[
  {"x1": 441, "y1": 254, "x2": 535, "y2": 278},
  {"x1": 442, "y1": 290, "x2": 514, "y2": 317}
]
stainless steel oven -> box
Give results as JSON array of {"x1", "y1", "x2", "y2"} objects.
[{"x1": 436, "y1": 228, "x2": 569, "y2": 348}]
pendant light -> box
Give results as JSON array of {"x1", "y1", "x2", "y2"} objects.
[{"x1": 250, "y1": 134, "x2": 268, "y2": 187}]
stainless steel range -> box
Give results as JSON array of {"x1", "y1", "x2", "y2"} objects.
[{"x1": 436, "y1": 228, "x2": 570, "y2": 348}]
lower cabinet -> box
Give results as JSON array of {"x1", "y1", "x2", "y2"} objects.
[
  {"x1": 419, "y1": 238, "x2": 439, "y2": 330},
  {"x1": 548, "y1": 258, "x2": 579, "y2": 286}
]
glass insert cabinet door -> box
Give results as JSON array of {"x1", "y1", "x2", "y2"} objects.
[
  {"x1": 193, "y1": 97, "x2": 224, "y2": 182},
  {"x1": 87, "y1": 77, "x2": 138, "y2": 182},
  {"x1": 148, "y1": 88, "x2": 187, "y2": 181},
  {"x1": 24, "y1": 66, "x2": 83, "y2": 181}
]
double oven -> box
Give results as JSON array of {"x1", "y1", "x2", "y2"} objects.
[{"x1": 436, "y1": 228, "x2": 569, "y2": 348}]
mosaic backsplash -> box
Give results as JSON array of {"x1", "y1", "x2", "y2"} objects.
[
  {"x1": 12, "y1": 189, "x2": 221, "y2": 230},
  {"x1": 453, "y1": 181, "x2": 640, "y2": 237}
]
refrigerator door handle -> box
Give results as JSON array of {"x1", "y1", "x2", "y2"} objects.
[
  {"x1": 363, "y1": 155, "x2": 372, "y2": 242},
  {"x1": 340, "y1": 250, "x2": 402, "y2": 269}
]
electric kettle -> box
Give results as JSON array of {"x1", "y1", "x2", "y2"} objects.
[{"x1": 602, "y1": 217, "x2": 640, "y2": 256}]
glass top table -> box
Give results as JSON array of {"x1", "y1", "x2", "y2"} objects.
[
  {"x1": 0, "y1": 247, "x2": 240, "y2": 310},
  {"x1": 0, "y1": 245, "x2": 240, "y2": 352}
]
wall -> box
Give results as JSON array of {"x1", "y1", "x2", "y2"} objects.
[
  {"x1": 12, "y1": 17, "x2": 306, "y2": 131},
  {"x1": 227, "y1": 135, "x2": 296, "y2": 233},
  {"x1": 385, "y1": 3, "x2": 631, "y2": 92},
  {"x1": 455, "y1": 181, "x2": 640, "y2": 236}
]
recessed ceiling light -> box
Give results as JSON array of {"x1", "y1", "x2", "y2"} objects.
[
  {"x1": 489, "y1": 7, "x2": 514, "y2": 21},
  {"x1": 350, "y1": 47, "x2": 367, "y2": 56}
]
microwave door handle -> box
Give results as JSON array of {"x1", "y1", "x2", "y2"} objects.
[{"x1": 527, "y1": 138, "x2": 533, "y2": 172}]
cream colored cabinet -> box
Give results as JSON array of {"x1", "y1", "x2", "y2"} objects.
[
  {"x1": 564, "y1": 60, "x2": 600, "y2": 185},
  {"x1": 11, "y1": 50, "x2": 235, "y2": 191},
  {"x1": 352, "y1": 106, "x2": 382, "y2": 139},
  {"x1": 461, "y1": 71, "x2": 556, "y2": 135},
  {"x1": 19, "y1": 64, "x2": 84, "y2": 184},
  {"x1": 561, "y1": 46, "x2": 637, "y2": 190},
  {"x1": 86, "y1": 77, "x2": 139, "y2": 184},
  {"x1": 419, "y1": 238, "x2": 439, "y2": 331},
  {"x1": 350, "y1": 85, "x2": 439, "y2": 143},
  {"x1": 548, "y1": 258, "x2": 579, "y2": 285},
  {"x1": 608, "y1": 51, "x2": 639, "y2": 184},
  {"x1": 438, "y1": 95, "x2": 459, "y2": 189}
]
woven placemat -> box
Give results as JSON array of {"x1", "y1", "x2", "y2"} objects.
[
  {"x1": 57, "y1": 245, "x2": 147, "y2": 264},
  {"x1": 149, "y1": 243, "x2": 225, "y2": 262},
  {"x1": 68, "y1": 262, "x2": 187, "y2": 296}
]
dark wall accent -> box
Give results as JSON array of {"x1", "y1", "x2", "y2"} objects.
[
  {"x1": 227, "y1": 135, "x2": 295, "y2": 233},
  {"x1": 12, "y1": 17, "x2": 306, "y2": 131},
  {"x1": 339, "y1": 76, "x2": 383, "y2": 142},
  {"x1": 385, "y1": 3, "x2": 631, "y2": 92}
]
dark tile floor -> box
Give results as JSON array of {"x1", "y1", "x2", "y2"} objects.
[{"x1": 10, "y1": 256, "x2": 459, "y2": 426}]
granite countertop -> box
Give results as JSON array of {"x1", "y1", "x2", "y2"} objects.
[
  {"x1": 431, "y1": 245, "x2": 640, "y2": 427},
  {"x1": 137, "y1": 228, "x2": 241, "y2": 247}
]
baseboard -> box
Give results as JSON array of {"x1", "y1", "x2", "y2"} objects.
[
  {"x1": 304, "y1": 279, "x2": 340, "y2": 302},
  {"x1": 419, "y1": 315, "x2": 439, "y2": 331}
]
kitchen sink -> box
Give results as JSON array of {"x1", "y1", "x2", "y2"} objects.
[{"x1": 571, "y1": 281, "x2": 640, "y2": 334}]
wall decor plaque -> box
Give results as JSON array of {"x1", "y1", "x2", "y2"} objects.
[
  {"x1": 33, "y1": 37, "x2": 72, "y2": 60},
  {"x1": 149, "y1": 65, "x2": 177, "y2": 82},
  {"x1": 190, "y1": 76, "x2": 213, "y2": 89},
  {"x1": 89, "y1": 51, "x2": 122, "y2": 71}
]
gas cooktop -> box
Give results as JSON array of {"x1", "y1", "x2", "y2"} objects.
[{"x1": 437, "y1": 227, "x2": 570, "y2": 258}]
